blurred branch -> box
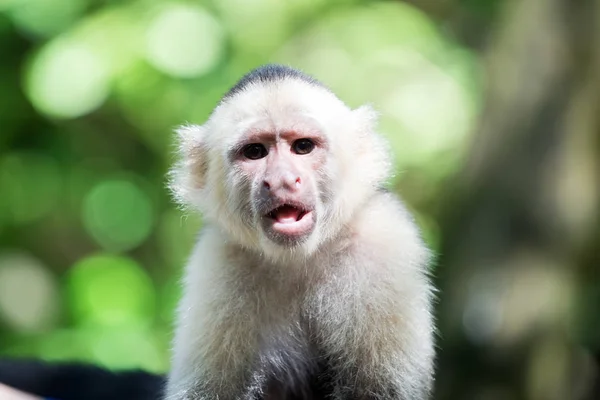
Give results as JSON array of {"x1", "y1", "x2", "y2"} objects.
[{"x1": 434, "y1": 0, "x2": 600, "y2": 399}]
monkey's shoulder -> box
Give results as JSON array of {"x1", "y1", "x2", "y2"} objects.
[
  {"x1": 345, "y1": 191, "x2": 430, "y2": 268},
  {"x1": 356, "y1": 191, "x2": 422, "y2": 238}
]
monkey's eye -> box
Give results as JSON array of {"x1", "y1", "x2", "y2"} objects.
[
  {"x1": 242, "y1": 143, "x2": 268, "y2": 160},
  {"x1": 292, "y1": 139, "x2": 315, "y2": 155}
]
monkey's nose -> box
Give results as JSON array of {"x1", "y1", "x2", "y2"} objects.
[{"x1": 263, "y1": 175, "x2": 301, "y2": 192}]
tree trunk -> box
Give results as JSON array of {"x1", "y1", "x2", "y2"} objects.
[{"x1": 434, "y1": 0, "x2": 600, "y2": 399}]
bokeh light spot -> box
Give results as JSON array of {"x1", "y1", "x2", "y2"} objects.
[
  {"x1": 0, "y1": 253, "x2": 59, "y2": 333},
  {"x1": 67, "y1": 254, "x2": 155, "y2": 327},
  {"x1": 381, "y1": 57, "x2": 475, "y2": 168},
  {"x1": 83, "y1": 179, "x2": 154, "y2": 252},
  {"x1": 215, "y1": 0, "x2": 288, "y2": 52},
  {"x1": 25, "y1": 37, "x2": 110, "y2": 119},
  {"x1": 145, "y1": 3, "x2": 225, "y2": 78}
]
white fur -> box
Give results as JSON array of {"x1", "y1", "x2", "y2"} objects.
[{"x1": 166, "y1": 70, "x2": 435, "y2": 399}]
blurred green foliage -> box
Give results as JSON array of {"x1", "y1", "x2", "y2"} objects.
[{"x1": 0, "y1": 0, "x2": 481, "y2": 373}]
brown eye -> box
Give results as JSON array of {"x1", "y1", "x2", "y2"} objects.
[
  {"x1": 242, "y1": 143, "x2": 268, "y2": 160},
  {"x1": 292, "y1": 139, "x2": 315, "y2": 155}
]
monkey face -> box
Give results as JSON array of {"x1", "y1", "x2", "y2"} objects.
[
  {"x1": 229, "y1": 124, "x2": 329, "y2": 247},
  {"x1": 169, "y1": 71, "x2": 392, "y2": 258}
]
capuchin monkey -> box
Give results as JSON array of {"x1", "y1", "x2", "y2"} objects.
[
  {"x1": 0, "y1": 64, "x2": 435, "y2": 400},
  {"x1": 165, "y1": 64, "x2": 435, "y2": 400}
]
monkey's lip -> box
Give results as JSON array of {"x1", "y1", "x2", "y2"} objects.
[{"x1": 265, "y1": 204, "x2": 314, "y2": 236}]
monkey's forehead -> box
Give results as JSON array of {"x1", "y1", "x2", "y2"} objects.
[{"x1": 211, "y1": 78, "x2": 351, "y2": 131}]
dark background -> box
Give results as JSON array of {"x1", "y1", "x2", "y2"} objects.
[{"x1": 0, "y1": 0, "x2": 598, "y2": 399}]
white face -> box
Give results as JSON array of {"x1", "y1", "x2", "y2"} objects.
[
  {"x1": 170, "y1": 77, "x2": 391, "y2": 257},
  {"x1": 226, "y1": 112, "x2": 331, "y2": 247}
]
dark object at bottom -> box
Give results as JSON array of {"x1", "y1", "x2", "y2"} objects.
[
  {"x1": 0, "y1": 358, "x2": 335, "y2": 399},
  {"x1": 0, "y1": 358, "x2": 165, "y2": 400}
]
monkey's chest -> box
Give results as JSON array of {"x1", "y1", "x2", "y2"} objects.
[
  {"x1": 257, "y1": 330, "x2": 333, "y2": 400},
  {"x1": 262, "y1": 361, "x2": 332, "y2": 400}
]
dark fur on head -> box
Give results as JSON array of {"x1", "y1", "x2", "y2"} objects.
[{"x1": 222, "y1": 64, "x2": 325, "y2": 101}]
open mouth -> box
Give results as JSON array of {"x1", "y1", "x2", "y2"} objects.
[
  {"x1": 267, "y1": 204, "x2": 309, "y2": 223},
  {"x1": 265, "y1": 204, "x2": 314, "y2": 237}
]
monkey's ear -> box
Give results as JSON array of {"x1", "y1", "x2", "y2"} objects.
[
  {"x1": 168, "y1": 124, "x2": 209, "y2": 208},
  {"x1": 351, "y1": 105, "x2": 392, "y2": 185},
  {"x1": 353, "y1": 104, "x2": 379, "y2": 130}
]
